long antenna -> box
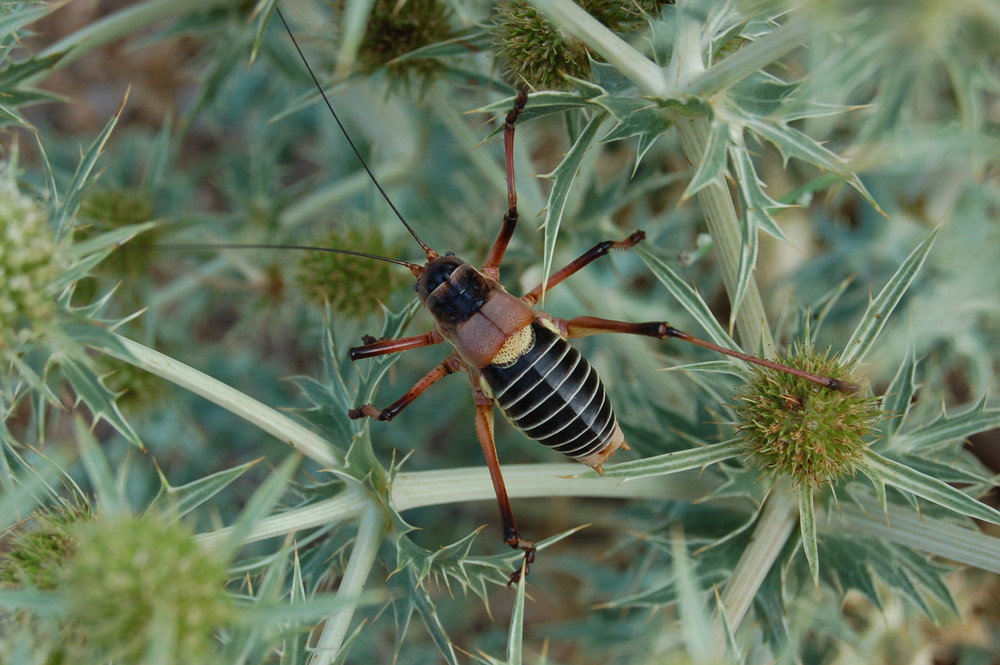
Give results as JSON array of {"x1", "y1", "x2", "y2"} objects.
[
  {"x1": 274, "y1": 7, "x2": 437, "y2": 260},
  {"x1": 133, "y1": 243, "x2": 423, "y2": 276}
]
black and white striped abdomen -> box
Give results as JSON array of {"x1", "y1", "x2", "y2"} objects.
[{"x1": 480, "y1": 321, "x2": 619, "y2": 462}]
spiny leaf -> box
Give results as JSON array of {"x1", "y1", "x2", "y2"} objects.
[
  {"x1": 394, "y1": 527, "x2": 491, "y2": 601},
  {"x1": 598, "y1": 440, "x2": 744, "y2": 481},
  {"x1": 860, "y1": 452, "x2": 1000, "y2": 526},
  {"x1": 539, "y1": 113, "x2": 604, "y2": 301},
  {"x1": 221, "y1": 454, "x2": 301, "y2": 556},
  {"x1": 891, "y1": 394, "x2": 1000, "y2": 452},
  {"x1": 149, "y1": 458, "x2": 262, "y2": 518},
  {"x1": 841, "y1": 227, "x2": 939, "y2": 365},
  {"x1": 635, "y1": 245, "x2": 737, "y2": 351},
  {"x1": 73, "y1": 416, "x2": 125, "y2": 515},
  {"x1": 741, "y1": 114, "x2": 881, "y2": 212},
  {"x1": 878, "y1": 347, "x2": 919, "y2": 440},
  {"x1": 60, "y1": 355, "x2": 143, "y2": 449},
  {"x1": 591, "y1": 93, "x2": 673, "y2": 168},
  {"x1": 799, "y1": 484, "x2": 819, "y2": 586},
  {"x1": 682, "y1": 118, "x2": 730, "y2": 201},
  {"x1": 51, "y1": 90, "x2": 130, "y2": 241}
]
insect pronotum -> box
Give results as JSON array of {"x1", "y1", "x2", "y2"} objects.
[{"x1": 212, "y1": 8, "x2": 860, "y2": 584}]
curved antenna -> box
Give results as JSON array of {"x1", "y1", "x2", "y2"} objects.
[
  {"x1": 275, "y1": 8, "x2": 437, "y2": 260},
  {"x1": 133, "y1": 243, "x2": 424, "y2": 277}
]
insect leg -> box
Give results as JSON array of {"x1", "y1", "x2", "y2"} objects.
[
  {"x1": 482, "y1": 87, "x2": 529, "y2": 281},
  {"x1": 558, "y1": 316, "x2": 860, "y2": 393},
  {"x1": 349, "y1": 354, "x2": 463, "y2": 421},
  {"x1": 521, "y1": 231, "x2": 646, "y2": 305},
  {"x1": 349, "y1": 330, "x2": 444, "y2": 361},
  {"x1": 472, "y1": 387, "x2": 536, "y2": 586}
]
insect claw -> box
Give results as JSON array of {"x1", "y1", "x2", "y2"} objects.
[
  {"x1": 348, "y1": 404, "x2": 386, "y2": 421},
  {"x1": 506, "y1": 545, "x2": 536, "y2": 588}
]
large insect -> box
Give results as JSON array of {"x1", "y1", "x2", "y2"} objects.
[{"x1": 269, "y1": 10, "x2": 857, "y2": 584}]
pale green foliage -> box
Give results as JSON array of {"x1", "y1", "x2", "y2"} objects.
[{"x1": 1, "y1": 0, "x2": 999, "y2": 663}]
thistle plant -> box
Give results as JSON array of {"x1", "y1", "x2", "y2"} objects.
[{"x1": 2, "y1": 0, "x2": 999, "y2": 664}]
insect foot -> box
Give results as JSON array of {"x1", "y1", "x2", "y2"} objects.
[{"x1": 506, "y1": 539, "x2": 537, "y2": 588}]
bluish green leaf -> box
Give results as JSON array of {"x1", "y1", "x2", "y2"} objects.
[
  {"x1": 60, "y1": 355, "x2": 142, "y2": 449},
  {"x1": 742, "y1": 115, "x2": 881, "y2": 212},
  {"x1": 799, "y1": 485, "x2": 819, "y2": 586},
  {"x1": 73, "y1": 416, "x2": 125, "y2": 515},
  {"x1": 841, "y1": 227, "x2": 939, "y2": 365},
  {"x1": 250, "y1": 0, "x2": 279, "y2": 64},
  {"x1": 0, "y1": 4, "x2": 52, "y2": 38},
  {"x1": 394, "y1": 527, "x2": 490, "y2": 601},
  {"x1": 861, "y1": 452, "x2": 1000, "y2": 526},
  {"x1": 730, "y1": 140, "x2": 792, "y2": 243},
  {"x1": 394, "y1": 568, "x2": 460, "y2": 665},
  {"x1": 507, "y1": 560, "x2": 527, "y2": 665},
  {"x1": 150, "y1": 458, "x2": 262, "y2": 518},
  {"x1": 598, "y1": 440, "x2": 743, "y2": 480},
  {"x1": 58, "y1": 220, "x2": 160, "y2": 290},
  {"x1": 806, "y1": 277, "x2": 853, "y2": 345},
  {"x1": 682, "y1": 118, "x2": 729, "y2": 200},
  {"x1": 476, "y1": 90, "x2": 593, "y2": 134},
  {"x1": 660, "y1": 359, "x2": 746, "y2": 378},
  {"x1": 635, "y1": 245, "x2": 737, "y2": 351},
  {"x1": 819, "y1": 536, "x2": 955, "y2": 619},
  {"x1": 892, "y1": 395, "x2": 1000, "y2": 452},
  {"x1": 591, "y1": 94, "x2": 673, "y2": 167},
  {"x1": 879, "y1": 347, "x2": 919, "y2": 440},
  {"x1": 51, "y1": 91, "x2": 129, "y2": 241},
  {"x1": 0, "y1": 52, "x2": 64, "y2": 88},
  {"x1": 539, "y1": 114, "x2": 604, "y2": 301},
  {"x1": 727, "y1": 70, "x2": 798, "y2": 117},
  {"x1": 818, "y1": 537, "x2": 883, "y2": 611},
  {"x1": 222, "y1": 454, "x2": 301, "y2": 555}
]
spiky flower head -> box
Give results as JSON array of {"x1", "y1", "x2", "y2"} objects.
[
  {"x1": 494, "y1": 0, "x2": 591, "y2": 90},
  {"x1": 62, "y1": 514, "x2": 231, "y2": 664},
  {"x1": 350, "y1": 0, "x2": 454, "y2": 85},
  {"x1": 0, "y1": 171, "x2": 66, "y2": 353},
  {"x1": 295, "y1": 226, "x2": 402, "y2": 318},
  {"x1": 0, "y1": 503, "x2": 91, "y2": 591},
  {"x1": 733, "y1": 345, "x2": 881, "y2": 488},
  {"x1": 494, "y1": 0, "x2": 670, "y2": 89}
]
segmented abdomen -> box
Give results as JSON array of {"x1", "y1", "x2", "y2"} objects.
[{"x1": 480, "y1": 322, "x2": 619, "y2": 461}]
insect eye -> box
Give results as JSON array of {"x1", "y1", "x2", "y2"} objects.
[{"x1": 419, "y1": 256, "x2": 464, "y2": 297}]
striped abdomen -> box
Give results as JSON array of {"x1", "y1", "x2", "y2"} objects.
[{"x1": 480, "y1": 321, "x2": 623, "y2": 467}]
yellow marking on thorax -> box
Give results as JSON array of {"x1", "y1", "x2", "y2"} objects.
[{"x1": 489, "y1": 324, "x2": 534, "y2": 368}]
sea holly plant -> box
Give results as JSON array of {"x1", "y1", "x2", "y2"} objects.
[
  {"x1": 0, "y1": 98, "x2": 157, "y2": 450},
  {"x1": 3, "y1": 0, "x2": 1000, "y2": 663},
  {"x1": 596, "y1": 225, "x2": 1000, "y2": 622}
]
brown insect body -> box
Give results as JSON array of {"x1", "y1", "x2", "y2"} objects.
[
  {"x1": 411, "y1": 253, "x2": 629, "y2": 473},
  {"x1": 417, "y1": 257, "x2": 535, "y2": 369}
]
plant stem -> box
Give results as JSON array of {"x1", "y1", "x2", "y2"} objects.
[
  {"x1": 681, "y1": 133, "x2": 774, "y2": 353},
  {"x1": 392, "y1": 463, "x2": 722, "y2": 509},
  {"x1": 109, "y1": 335, "x2": 343, "y2": 468},
  {"x1": 714, "y1": 489, "x2": 797, "y2": 636},
  {"x1": 196, "y1": 487, "x2": 369, "y2": 547},
  {"x1": 309, "y1": 505, "x2": 385, "y2": 665}
]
